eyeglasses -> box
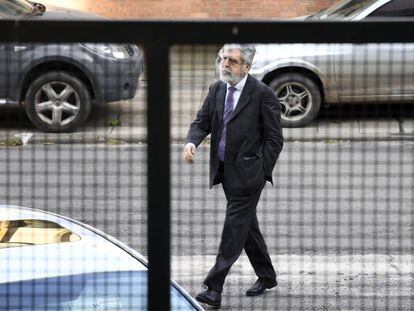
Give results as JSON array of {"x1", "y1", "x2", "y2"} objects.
[{"x1": 219, "y1": 55, "x2": 242, "y2": 66}]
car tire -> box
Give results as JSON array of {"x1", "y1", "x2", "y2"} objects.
[
  {"x1": 25, "y1": 71, "x2": 91, "y2": 133},
  {"x1": 269, "y1": 73, "x2": 321, "y2": 127}
]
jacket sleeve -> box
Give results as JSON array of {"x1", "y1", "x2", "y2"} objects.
[
  {"x1": 261, "y1": 89, "x2": 284, "y2": 183},
  {"x1": 185, "y1": 83, "x2": 217, "y2": 147}
]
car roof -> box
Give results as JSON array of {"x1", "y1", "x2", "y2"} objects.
[{"x1": 0, "y1": 205, "x2": 147, "y2": 284}]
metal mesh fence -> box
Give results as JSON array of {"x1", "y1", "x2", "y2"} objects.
[
  {"x1": 0, "y1": 41, "x2": 150, "y2": 309},
  {"x1": 0, "y1": 23, "x2": 413, "y2": 311},
  {"x1": 170, "y1": 44, "x2": 413, "y2": 310},
  {"x1": 0, "y1": 41, "x2": 148, "y2": 248}
]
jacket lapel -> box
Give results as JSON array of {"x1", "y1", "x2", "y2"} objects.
[
  {"x1": 216, "y1": 82, "x2": 227, "y2": 127},
  {"x1": 228, "y1": 75, "x2": 253, "y2": 122}
]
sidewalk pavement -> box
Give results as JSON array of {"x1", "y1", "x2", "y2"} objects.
[
  {"x1": 172, "y1": 254, "x2": 413, "y2": 310},
  {"x1": 1, "y1": 106, "x2": 412, "y2": 146}
]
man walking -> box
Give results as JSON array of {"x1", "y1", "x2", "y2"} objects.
[{"x1": 183, "y1": 44, "x2": 284, "y2": 308}]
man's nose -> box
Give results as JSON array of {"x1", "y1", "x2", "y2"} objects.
[{"x1": 222, "y1": 61, "x2": 230, "y2": 69}]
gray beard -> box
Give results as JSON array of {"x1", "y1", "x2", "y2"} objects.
[{"x1": 219, "y1": 71, "x2": 244, "y2": 85}]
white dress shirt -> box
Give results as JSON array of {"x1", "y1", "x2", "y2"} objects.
[
  {"x1": 185, "y1": 74, "x2": 248, "y2": 150},
  {"x1": 225, "y1": 74, "x2": 248, "y2": 111}
]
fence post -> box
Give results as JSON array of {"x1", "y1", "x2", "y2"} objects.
[{"x1": 146, "y1": 43, "x2": 171, "y2": 311}]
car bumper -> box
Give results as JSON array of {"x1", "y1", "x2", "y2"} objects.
[{"x1": 97, "y1": 57, "x2": 143, "y2": 103}]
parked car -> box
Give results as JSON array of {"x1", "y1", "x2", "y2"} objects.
[
  {"x1": 0, "y1": 0, "x2": 143, "y2": 132},
  {"x1": 0, "y1": 205, "x2": 204, "y2": 310},
  {"x1": 250, "y1": 0, "x2": 414, "y2": 127}
]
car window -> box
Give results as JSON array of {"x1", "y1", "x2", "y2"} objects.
[
  {"x1": 0, "y1": 219, "x2": 81, "y2": 248},
  {"x1": 368, "y1": 0, "x2": 414, "y2": 17},
  {"x1": 0, "y1": 0, "x2": 33, "y2": 17},
  {"x1": 0, "y1": 271, "x2": 198, "y2": 310},
  {"x1": 319, "y1": 0, "x2": 377, "y2": 19}
]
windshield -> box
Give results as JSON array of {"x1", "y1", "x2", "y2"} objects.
[
  {"x1": 0, "y1": 0, "x2": 34, "y2": 17},
  {"x1": 0, "y1": 219, "x2": 81, "y2": 249},
  {"x1": 315, "y1": 0, "x2": 378, "y2": 20}
]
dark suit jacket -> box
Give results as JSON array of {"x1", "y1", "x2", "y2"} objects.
[{"x1": 186, "y1": 75, "x2": 284, "y2": 195}]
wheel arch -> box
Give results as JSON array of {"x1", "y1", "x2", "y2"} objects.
[{"x1": 19, "y1": 60, "x2": 96, "y2": 103}]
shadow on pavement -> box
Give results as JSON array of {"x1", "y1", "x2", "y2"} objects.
[
  {"x1": 0, "y1": 106, "x2": 30, "y2": 130},
  {"x1": 318, "y1": 102, "x2": 414, "y2": 121}
]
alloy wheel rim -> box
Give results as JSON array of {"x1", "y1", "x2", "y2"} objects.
[
  {"x1": 276, "y1": 82, "x2": 312, "y2": 122},
  {"x1": 34, "y1": 81, "x2": 81, "y2": 127}
]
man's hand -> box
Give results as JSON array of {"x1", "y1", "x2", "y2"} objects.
[{"x1": 183, "y1": 143, "x2": 196, "y2": 165}]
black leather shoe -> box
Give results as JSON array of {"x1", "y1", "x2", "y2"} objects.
[
  {"x1": 196, "y1": 289, "x2": 222, "y2": 308},
  {"x1": 245, "y1": 278, "x2": 278, "y2": 296}
]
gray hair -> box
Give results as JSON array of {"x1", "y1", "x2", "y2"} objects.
[{"x1": 219, "y1": 44, "x2": 256, "y2": 66}]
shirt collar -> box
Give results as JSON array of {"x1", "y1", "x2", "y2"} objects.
[{"x1": 227, "y1": 74, "x2": 248, "y2": 93}]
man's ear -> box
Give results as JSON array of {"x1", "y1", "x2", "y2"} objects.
[{"x1": 245, "y1": 64, "x2": 251, "y2": 73}]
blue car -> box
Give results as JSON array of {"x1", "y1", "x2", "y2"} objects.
[{"x1": 0, "y1": 205, "x2": 204, "y2": 310}]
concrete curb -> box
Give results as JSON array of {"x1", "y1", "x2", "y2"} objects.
[{"x1": 1, "y1": 129, "x2": 413, "y2": 146}]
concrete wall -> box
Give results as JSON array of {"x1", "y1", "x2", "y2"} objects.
[{"x1": 42, "y1": 0, "x2": 340, "y2": 19}]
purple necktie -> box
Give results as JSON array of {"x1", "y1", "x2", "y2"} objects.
[{"x1": 218, "y1": 86, "x2": 236, "y2": 161}]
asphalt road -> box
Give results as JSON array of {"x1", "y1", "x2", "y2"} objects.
[{"x1": 0, "y1": 141, "x2": 413, "y2": 310}]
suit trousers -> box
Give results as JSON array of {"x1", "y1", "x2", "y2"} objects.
[{"x1": 203, "y1": 164, "x2": 277, "y2": 292}]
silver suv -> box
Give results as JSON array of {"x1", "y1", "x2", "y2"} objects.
[
  {"x1": 0, "y1": 0, "x2": 143, "y2": 132},
  {"x1": 250, "y1": 0, "x2": 414, "y2": 127}
]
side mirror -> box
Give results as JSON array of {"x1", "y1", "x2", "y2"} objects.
[{"x1": 34, "y1": 2, "x2": 46, "y2": 13}]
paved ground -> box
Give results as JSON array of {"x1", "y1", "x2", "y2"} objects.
[
  {"x1": 1, "y1": 143, "x2": 413, "y2": 310},
  {"x1": 173, "y1": 254, "x2": 413, "y2": 310}
]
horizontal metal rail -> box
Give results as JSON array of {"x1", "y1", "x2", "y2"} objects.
[{"x1": 0, "y1": 20, "x2": 413, "y2": 43}]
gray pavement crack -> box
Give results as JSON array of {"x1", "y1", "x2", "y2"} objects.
[{"x1": 387, "y1": 255, "x2": 402, "y2": 275}]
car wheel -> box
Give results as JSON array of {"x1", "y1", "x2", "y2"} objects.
[
  {"x1": 25, "y1": 71, "x2": 91, "y2": 133},
  {"x1": 269, "y1": 73, "x2": 321, "y2": 127}
]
